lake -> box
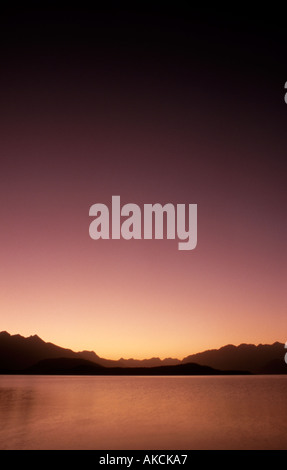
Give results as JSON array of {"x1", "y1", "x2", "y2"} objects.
[{"x1": 0, "y1": 375, "x2": 286, "y2": 450}]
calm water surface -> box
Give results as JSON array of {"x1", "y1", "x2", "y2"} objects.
[{"x1": 0, "y1": 375, "x2": 286, "y2": 450}]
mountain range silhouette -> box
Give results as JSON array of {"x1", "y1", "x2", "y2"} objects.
[{"x1": 0, "y1": 331, "x2": 286, "y2": 375}]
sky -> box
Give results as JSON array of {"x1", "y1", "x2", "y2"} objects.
[{"x1": 0, "y1": 6, "x2": 286, "y2": 359}]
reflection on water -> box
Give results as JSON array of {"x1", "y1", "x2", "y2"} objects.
[{"x1": 0, "y1": 375, "x2": 286, "y2": 450}]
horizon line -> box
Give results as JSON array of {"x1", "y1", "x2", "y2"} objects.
[{"x1": 1, "y1": 330, "x2": 285, "y2": 363}]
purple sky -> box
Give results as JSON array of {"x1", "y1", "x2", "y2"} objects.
[{"x1": 0, "y1": 7, "x2": 286, "y2": 358}]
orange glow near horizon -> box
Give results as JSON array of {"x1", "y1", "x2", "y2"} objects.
[{"x1": 1, "y1": 207, "x2": 286, "y2": 361}]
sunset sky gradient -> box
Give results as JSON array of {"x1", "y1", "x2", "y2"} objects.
[{"x1": 1, "y1": 6, "x2": 286, "y2": 359}]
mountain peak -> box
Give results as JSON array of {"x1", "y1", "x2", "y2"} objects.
[
  {"x1": 28, "y1": 334, "x2": 43, "y2": 342},
  {"x1": 0, "y1": 331, "x2": 10, "y2": 337},
  {"x1": 0, "y1": 331, "x2": 286, "y2": 374}
]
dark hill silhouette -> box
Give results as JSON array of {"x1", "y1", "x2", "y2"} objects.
[
  {"x1": 0, "y1": 331, "x2": 79, "y2": 371},
  {"x1": 25, "y1": 357, "x2": 104, "y2": 375},
  {"x1": 182, "y1": 342, "x2": 286, "y2": 374},
  {"x1": 0, "y1": 331, "x2": 286, "y2": 374},
  {"x1": 0, "y1": 331, "x2": 181, "y2": 370},
  {"x1": 16, "y1": 358, "x2": 250, "y2": 376},
  {"x1": 259, "y1": 359, "x2": 287, "y2": 375},
  {"x1": 77, "y1": 351, "x2": 181, "y2": 368},
  {"x1": 116, "y1": 357, "x2": 181, "y2": 368}
]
